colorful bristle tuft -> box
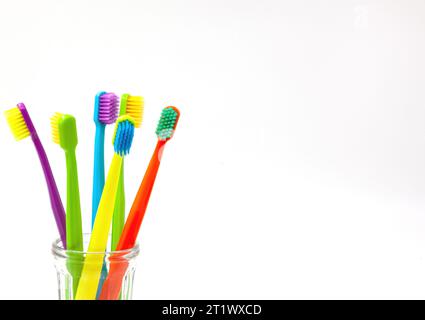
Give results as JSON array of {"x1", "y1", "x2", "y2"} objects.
[
  {"x1": 99, "y1": 93, "x2": 119, "y2": 124},
  {"x1": 155, "y1": 106, "x2": 180, "y2": 141},
  {"x1": 113, "y1": 115, "x2": 135, "y2": 156},
  {"x1": 126, "y1": 95, "x2": 144, "y2": 128},
  {"x1": 50, "y1": 112, "x2": 64, "y2": 145},
  {"x1": 4, "y1": 106, "x2": 30, "y2": 141}
]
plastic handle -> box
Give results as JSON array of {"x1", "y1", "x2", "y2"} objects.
[
  {"x1": 119, "y1": 140, "x2": 164, "y2": 249},
  {"x1": 65, "y1": 149, "x2": 84, "y2": 295},
  {"x1": 66, "y1": 150, "x2": 83, "y2": 251},
  {"x1": 76, "y1": 154, "x2": 123, "y2": 300},
  {"x1": 99, "y1": 140, "x2": 165, "y2": 300},
  {"x1": 32, "y1": 133, "x2": 67, "y2": 247},
  {"x1": 111, "y1": 161, "x2": 125, "y2": 251},
  {"x1": 92, "y1": 124, "x2": 105, "y2": 228}
]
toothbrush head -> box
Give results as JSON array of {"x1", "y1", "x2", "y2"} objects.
[
  {"x1": 4, "y1": 103, "x2": 32, "y2": 141},
  {"x1": 51, "y1": 112, "x2": 78, "y2": 150},
  {"x1": 50, "y1": 112, "x2": 63, "y2": 145},
  {"x1": 112, "y1": 115, "x2": 135, "y2": 156},
  {"x1": 120, "y1": 94, "x2": 144, "y2": 128},
  {"x1": 94, "y1": 91, "x2": 119, "y2": 125},
  {"x1": 155, "y1": 106, "x2": 180, "y2": 141}
]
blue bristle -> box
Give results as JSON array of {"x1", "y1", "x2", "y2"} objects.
[{"x1": 114, "y1": 120, "x2": 134, "y2": 156}]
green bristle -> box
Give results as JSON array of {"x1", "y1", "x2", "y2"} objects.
[{"x1": 155, "y1": 107, "x2": 179, "y2": 140}]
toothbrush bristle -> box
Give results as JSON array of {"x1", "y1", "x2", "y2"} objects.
[
  {"x1": 113, "y1": 115, "x2": 135, "y2": 156},
  {"x1": 50, "y1": 112, "x2": 63, "y2": 145},
  {"x1": 155, "y1": 106, "x2": 180, "y2": 141},
  {"x1": 126, "y1": 96, "x2": 144, "y2": 128},
  {"x1": 4, "y1": 107, "x2": 30, "y2": 141},
  {"x1": 99, "y1": 93, "x2": 119, "y2": 124}
]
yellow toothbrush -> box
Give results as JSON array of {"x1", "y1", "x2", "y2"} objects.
[
  {"x1": 112, "y1": 94, "x2": 144, "y2": 251},
  {"x1": 75, "y1": 115, "x2": 135, "y2": 300}
]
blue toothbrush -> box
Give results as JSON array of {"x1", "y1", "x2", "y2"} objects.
[{"x1": 92, "y1": 92, "x2": 119, "y2": 226}]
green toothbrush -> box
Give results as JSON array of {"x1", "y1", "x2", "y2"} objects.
[
  {"x1": 51, "y1": 113, "x2": 84, "y2": 297},
  {"x1": 111, "y1": 94, "x2": 144, "y2": 251}
]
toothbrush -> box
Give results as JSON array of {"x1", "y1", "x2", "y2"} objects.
[
  {"x1": 99, "y1": 106, "x2": 180, "y2": 300},
  {"x1": 92, "y1": 92, "x2": 119, "y2": 228},
  {"x1": 76, "y1": 115, "x2": 135, "y2": 300},
  {"x1": 51, "y1": 113, "x2": 84, "y2": 295},
  {"x1": 112, "y1": 94, "x2": 144, "y2": 251},
  {"x1": 92, "y1": 92, "x2": 118, "y2": 298},
  {"x1": 4, "y1": 103, "x2": 67, "y2": 247}
]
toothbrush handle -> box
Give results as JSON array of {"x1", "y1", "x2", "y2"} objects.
[
  {"x1": 65, "y1": 150, "x2": 83, "y2": 251},
  {"x1": 119, "y1": 140, "x2": 164, "y2": 249},
  {"x1": 76, "y1": 154, "x2": 123, "y2": 300},
  {"x1": 102, "y1": 161, "x2": 124, "y2": 298},
  {"x1": 111, "y1": 162, "x2": 125, "y2": 251},
  {"x1": 92, "y1": 125, "x2": 106, "y2": 228},
  {"x1": 99, "y1": 140, "x2": 165, "y2": 300},
  {"x1": 32, "y1": 133, "x2": 67, "y2": 247},
  {"x1": 65, "y1": 150, "x2": 84, "y2": 295}
]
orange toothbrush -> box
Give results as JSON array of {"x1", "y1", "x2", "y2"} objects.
[{"x1": 99, "y1": 106, "x2": 180, "y2": 300}]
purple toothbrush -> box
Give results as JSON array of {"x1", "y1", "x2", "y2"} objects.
[{"x1": 4, "y1": 103, "x2": 67, "y2": 247}]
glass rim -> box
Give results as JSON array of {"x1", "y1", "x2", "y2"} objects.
[{"x1": 51, "y1": 234, "x2": 140, "y2": 259}]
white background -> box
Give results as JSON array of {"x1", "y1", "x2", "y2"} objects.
[{"x1": 0, "y1": 0, "x2": 425, "y2": 299}]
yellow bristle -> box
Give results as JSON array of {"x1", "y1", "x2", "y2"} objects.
[
  {"x1": 4, "y1": 107, "x2": 30, "y2": 141},
  {"x1": 50, "y1": 112, "x2": 63, "y2": 145},
  {"x1": 126, "y1": 96, "x2": 144, "y2": 128}
]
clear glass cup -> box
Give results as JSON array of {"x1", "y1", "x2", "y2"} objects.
[{"x1": 52, "y1": 233, "x2": 139, "y2": 300}]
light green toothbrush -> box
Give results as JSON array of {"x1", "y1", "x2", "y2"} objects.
[
  {"x1": 111, "y1": 94, "x2": 144, "y2": 251},
  {"x1": 51, "y1": 113, "x2": 84, "y2": 297}
]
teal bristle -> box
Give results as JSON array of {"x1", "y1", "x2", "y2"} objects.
[{"x1": 156, "y1": 107, "x2": 179, "y2": 140}]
